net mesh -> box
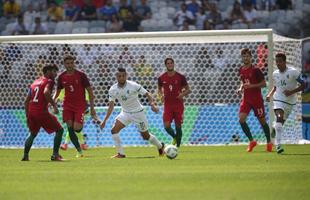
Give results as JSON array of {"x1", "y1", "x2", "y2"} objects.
[{"x1": 0, "y1": 31, "x2": 302, "y2": 148}]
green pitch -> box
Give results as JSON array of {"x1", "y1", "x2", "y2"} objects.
[{"x1": 1, "y1": 145, "x2": 310, "y2": 200}]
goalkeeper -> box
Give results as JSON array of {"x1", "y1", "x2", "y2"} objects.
[{"x1": 58, "y1": 89, "x2": 89, "y2": 150}]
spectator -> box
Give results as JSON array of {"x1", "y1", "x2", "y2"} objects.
[
  {"x1": 118, "y1": 0, "x2": 133, "y2": 21},
  {"x1": 3, "y1": 0, "x2": 20, "y2": 18},
  {"x1": 241, "y1": 0, "x2": 257, "y2": 9},
  {"x1": 260, "y1": 0, "x2": 276, "y2": 11},
  {"x1": 64, "y1": 0, "x2": 80, "y2": 21},
  {"x1": 201, "y1": 0, "x2": 211, "y2": 13},
  {"x1": 229, "y1": 1, "x2": 246, "y2": 24},
  {"x1": 202, "y1": 19, "x2": 212, "y2": 30},
  {"x1": 98, "y1": 0, "x2": 118, "y2": 21},
  {"x1": 31, "y1": 17, "x2": 48, "y2": 34},
  {"x1": 275, "y1": 0, "x2": 292, "y2": 10},
  {"x1": 134, "y1": 0, "x2": 151, "y2": 21},
  {"x1": 23, "y1": 4, "x2": 39, "y2": 27},
  {"x1": 122, "y1": 10, "x2": 140, "y2": 32},
  {"x1": 32, "y1": 0, "x2": 48, "y2": 12},
  {"x1": 79, "y1": 0, "x2": 97, "y2": 21},
  {"x1": 195, "y1": 7, "x2": 206, "y2": 30},
  {"x1": 174, "y1": 3, "x2": 195, "y2": 28},
  {"x1": 206, "y1": 3, "x2": 222, "y2": 27},
  {"x1": 106, "y1": 14, "x2": 123, "y2": 32},
  {"x1": 15, "y1": 0, "x2": 32, "y2": 12},
  {"x1": 179, "y1": 19, "x2": 196, "y2": 31},
  {"x1": 47, "y1": 1, "x2": 64, "y2": 22},
  {"x1": 186, "y1": 0, "x2": 200, "y2": 17},
  {"x1": 12, "y1": 15, "x2": 29, "y2": 35},
  {"x1": 243, "y1": 3, "x2": 257, "y2": 27}
]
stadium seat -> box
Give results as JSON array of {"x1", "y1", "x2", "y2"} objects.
[
  {"x1": 72, "y1": 27, "x2": 88, "y2": 34},
  {"x1": 5, "y1": 22, "x2": 16, "y2": 33},
  {"x1": 73, "y1": 20, "x2": 89, "y2": 29},
  {"x1": 54, "y1": 21, "x2": 73, "y2": 34},
  {"x1": 47, "y1": 22, "x2": 57, "y2": 34},
  {"x1": 89, "y1": 20, "x2": 106, "y2": 28},
  {"x1": 89, "y1": 27, "x2": 106, "y2": 33}
]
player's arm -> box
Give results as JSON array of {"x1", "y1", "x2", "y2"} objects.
[
  {"x1": 266, "y1": 86, "x2": 276, "y2": 102},
  {"x1": 99, "y1": 101, "x2": 115, "y2": 129},
  {"x1": 44, "y1": 84, "x2": 59, "y2": 114},
  {"x1": 284, "y1": 80, "x2": 305, "y2": 96},
  {"x1": 53, "y1": 89, "x2": 61, "y2": 103},
  {"x1": 237, "y1": 81, "x2": 243, "y2": 95},
  {"x1": 157, "y1": 78, "x2": 164, "y2": 103},
  {"x1": 85, "y1": 86, "x2": 97, "y2": 119},
  {"x1": 177, "y1": 85, "x2": 191, "y2": 99},
  {"x1": 145, "y1": 92, "x2": 159, "y2": 113},
  {"x1": 243, "y1": 79, "x2": 266, "y2": 89}
]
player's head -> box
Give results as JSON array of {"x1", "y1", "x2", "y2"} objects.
[
  {"x1": 116, "y1": 67, "x2": 127, "y2": 85},
  {"x1": 42, "y1": 64, "x2": 58, "y2": 79},
  {"x1": 63, "y1": 54, "x2": 75, "y2": 72},
  {"x1": 275, "y1": 52, "x2": 286, "y2": 71},
  {"x1": 241, "y1": 48, "x2": 252, "y2": 65},
  {"x1": 164, "y1": 57, "x2": 175, "y2": 72}
]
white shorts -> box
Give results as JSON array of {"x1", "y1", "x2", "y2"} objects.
[
  {"x1": 116, "y1": 110, "x2": 148, "y2": 132},
  {"x1": 273, "y1": 101, "x2": 293, "y2": 120}
]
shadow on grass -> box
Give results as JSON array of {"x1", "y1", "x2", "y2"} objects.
[
  {"x1": 126, "y1": 156, "x2": 156, "y2": 159},
  {"x1": 280, "y1": 153, "x2": 310, "y2": 156}
]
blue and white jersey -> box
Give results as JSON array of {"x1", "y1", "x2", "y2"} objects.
[
  {"x1": 109, "y1": 80, "x2": 148, "y2": 113},
  {"x1": 273, "y1": 66, "x2": 304, "y2": 105}
]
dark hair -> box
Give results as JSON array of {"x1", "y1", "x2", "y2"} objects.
[
  {"x1": 276, "y1": 52, "x2": 286, "y2": 61},
  {"x1": 117, "y1": 67, "x2": 126, "y2": 73},
  {"x1": 42, "y1": 64, "x2": 58, "y2": 74},
  {"x1": 164, "y1": 57, "x2": 174, "y2": 65},
  {"x1": 63, "y1": 54, "x2": 75, "y2": 62},
  {"x1": 241, "y1": 48, "x2": 252, "y2": 56}
]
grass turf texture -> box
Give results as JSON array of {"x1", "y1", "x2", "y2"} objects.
[{"x1": 1, "y1": 145, "x2": 310, "y2": 200}]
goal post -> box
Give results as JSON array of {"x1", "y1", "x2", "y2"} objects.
[{"x1": 0, "y1": 29, "x2": 302, "y2": 148}]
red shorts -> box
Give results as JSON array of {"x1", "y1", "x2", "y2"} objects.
[
  {"x1": 63, "y1": 109, "x2": 85, "y2": 124},
  {"x1": 239, "y1": 98, "x2": 265, "y2": 118},
  {"x1": 27, "y1": 112, "x2": 62, "y2": 135},
  {"x1": 163, "y1": 103, "x2": 184, "y2": 125}
]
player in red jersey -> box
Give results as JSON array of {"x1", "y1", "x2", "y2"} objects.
[
  {"x1": 237, "y1": 48, "x2": 272, "y2": 152},
  {"x1": 158, "y1": 57, "x2": 190, "y2": 147},
  {"x1": 22, "y1": 64, "x2": 64, "y2": 161},
  {"x1": 53, "y1": 55, "x2": 97, "y2": 157}
]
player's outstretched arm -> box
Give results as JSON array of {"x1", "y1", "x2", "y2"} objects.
[
  {"x1": 145, "y1": 92, "x2": 159, "y2": 113},
  {"x1": 266, "y1": 86, "x2": 276, "y2": 102},
  {"x1": 100, "y1": 101, "x2": 115, "y2": 129}
]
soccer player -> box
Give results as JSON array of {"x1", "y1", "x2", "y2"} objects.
[
  {"x1": 237, "y1": 48, "x2": 272, "y2": 152},
  {"x1": 53, "y1": 55, "x2": 97, "y2": 157},
  {"x1": 99, "y1": 67, "x2": 165, "y2": 158},
  {"x1": 266, "y1": 52, "x2": 305, "y2": 154},
  {"x1": 158, "y1": 57, "x2": 190, "y2": 148},
  {"x1": 22, "y1": 64, "x2": 64, "y2": 161}
]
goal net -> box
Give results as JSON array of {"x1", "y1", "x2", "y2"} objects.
[{"x1": 0, "y1": 30, "x2": 302, "y2": 148}]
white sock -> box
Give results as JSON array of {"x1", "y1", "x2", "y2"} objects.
[
  {"x1": 148, "y1": 134, "x2": 163, "y2": 149},
  {"x1": 274, "y1": 122, "x2": 283, "y2": 146},
  {"x1": 112, "y1": 133, "x2": 124, "y2": 155}
]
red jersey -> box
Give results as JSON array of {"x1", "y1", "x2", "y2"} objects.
[
  {"x1": 239, "y1": 65, "x2": 264, "y2": 102},
  {"x1": 57, "y1": 70, "x2": 90, "y2": 111},
  {"x1": 158, "y1": 72, "x2": 188, "y2": 106},
  {"x1": 28, "y1": 76, "x2": 54, "y2": 114}
]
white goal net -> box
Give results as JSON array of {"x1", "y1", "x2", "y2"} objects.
[{"x1": 0, "y1": 30, "x2": 302, "y2": 148}]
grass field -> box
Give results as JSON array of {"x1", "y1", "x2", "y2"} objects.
[{"x1": 1, "y1": 145, "x2": 310, "y2": 200}]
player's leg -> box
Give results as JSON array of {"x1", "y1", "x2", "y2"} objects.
[
  {"x1": 110, "y1": 119, "x2": 126, "y2": 158},
  {"x1": 254, "y1": 105, "x2": 272, "y2": 152},
  {"x1": 72, "y1": 121, "x2": 84, "y2": 157},
  {"x1": 174, "y1": 105, "x2": 184, "y2": 148},
  {"x1": 274, "y1": 109, "x2": 285, "y2": 154},
  {"x1": 77, "y1": 131, "x2": 88, "y2": 150},
  {"x1": 163, "y1": 107, "x2": 176, "y2": 142},
  {"x1": 239, "y1": 100, "x2": 254, "y2": 143},
  {"x1": 60, "y1": 130, "x2": 70, "y2": 150},
  {"x1": 22, "y1": 115, "x2": 39, "y2": 161},
  {"x1": 140, "y1": 130, "x2": 165, "y2": 156}
]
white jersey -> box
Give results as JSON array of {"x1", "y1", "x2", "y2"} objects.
[
  {"x1": 109, "y1": 80, "x2": 148, "y2": 113},
  {"x1": 272, "y1": 66, "x2": 302, "y2": 105}
]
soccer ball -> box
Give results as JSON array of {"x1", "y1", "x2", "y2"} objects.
[{"x1": 164, "y1": 144, "x2": 178, "y2": 159}]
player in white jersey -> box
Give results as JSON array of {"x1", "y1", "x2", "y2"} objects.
[
  {"x1": 266, "y1": 53, "x2": 305, "y2": 154},
  {"x1": 99, "y1": 67, "x2": 165, "y2": 158}
]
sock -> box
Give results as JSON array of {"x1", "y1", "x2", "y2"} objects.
[
  {"x1": 68, "y1": 127, "x2": 82, "y2": 152},
  {"x1": 76, "y1": 131, "x2": 84, "y2": 144},
  {"x1": 274, "y1": 122, "x2": 283, "y2": 146},
  {"x1": 262, "y1": 123, "x2": 271, "y2": 143},
  {"x1": 53, "y1": 128, "x2": 63, "y2": 155},
  {"x1": 23, "y1": 134, "x2": 36, "y2": 156},
  {"x1": 175, "y1": 127, "x2": 183, "y2": 147},
  {"x1": 148, "y1": 134, "x2": 162, "y2": 149},
  {"x1": 240, "y1": 122, "x2": 253, "y2": 141},
  {"x1": 164, "y1": 127, "x2": 176, "y2": 139},
  {"x1": 64, "y1": 130, "x2": 70, "y2": 144},
  {"x1": 112, "y1": 133, "x2": 124, "y2": 155}
]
